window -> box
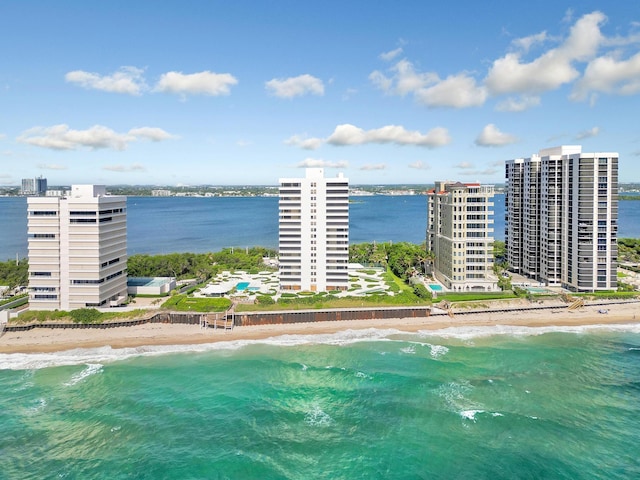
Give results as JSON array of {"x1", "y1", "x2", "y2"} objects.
[
  {"x1": 34, "y1": 294, "x2": 58, "y2": 300},
  {"x1": 30, "y1": 211, "x2": 57, "y2": 216},
  {"x1": 70, "y1": 211, "x2": 96, "y2": 216},
  {"x1": 70, "y1": 218, "x2": 97, "y2": 224},
  {"x1": 28, "y1": 233, "x2": 55, "y2": 239}
]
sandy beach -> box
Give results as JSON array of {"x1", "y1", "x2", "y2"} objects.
[{"x1": 1, "y1": 300, "x2": 639, "y2": 354}]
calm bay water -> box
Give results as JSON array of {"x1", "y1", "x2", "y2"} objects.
[
  {"x1": 1, "y1": 325, "x2": 639, "y2": 478},
  {"x1": 2, "y1": 194, "x2": 640, "y2": 259}
]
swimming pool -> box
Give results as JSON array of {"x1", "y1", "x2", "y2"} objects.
[
  {"x1": 526, "y1": 287, "x2": 551, "y2": 294},
  {"x1": 236, "y1": 282, "x2": 250, "y2": 291},
  {"x1": 428, "y1": 284, "x2": 443, "y2": 291}
]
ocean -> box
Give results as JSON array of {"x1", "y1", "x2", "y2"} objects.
[
  {"x1": 2, "y1": 194, "x2": 640, "y2": 259},
  {"x1": 1, "y1": 325, "x2": 640, "y2": 478}
]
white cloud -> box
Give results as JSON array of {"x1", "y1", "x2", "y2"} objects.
[
  {"x1": 454, "y1": 162, "x2": 474, "y2": 169},
  {"x1": 296, "y1": 158, "x2": 348, "y2": 168},
  {"x1": 485, "y1": 11, "x2": 606, "y2": 95},
  {"x1": 342, "y1": 88, "x2": 358, "y2": 101},
  {"x1": 571, "y1": 51, "x2": 640, "y2": 101},
  {"x1": 326, "y1": 124, "x2": 451, "y2": 148},
  {"x1": 369, "y1": 12, "x2": 640, "y2": 111},
  {"x1": 37, "y1": 163, "x2": 67, "y2": 170},
  {"x1": 415, "y1": 73, "x2": 487, "y2": 108},
  {"x1": 575, "y1": 126, "x2": 600, "y2": 139},
  {"x1": 17, "y1": 124, "x2": 175, "y2": 151},
  {"x1": 369, "y1": 70, "x2": 394, "y2": 92},
  {"x1": 408, "y1": 160, "x2": 430, "y2": 170},
  {"x1": 265, "y1": 74, "x2": 324, "y2": 98},
  {"x1": 563, "y1": 8, "x2": 574, "y2": 23},
  {"x1": 360, "y1": 164, "x2": 386, "y2": 171},
  {"x1": 236, "y1": 140, "x2": 252, "y2": 147},
  {"x1": 18, "y1": 124, "x2": 132, "y2": 150},
  {"x1": 128, "y1": 127, "x2": 177, "y2": 141},
  {"x1": 495, "y1": 95, "x2": 541, "y2": 112},
  {"x1": 103, "y1": 163, "x2": 146, "y2": 172},
  {"x1": 284, "y1": 134, "x2": 324, "y2": 150},
  {"x1": 379, "y1": 47, "x2": 403, "y2": 61},
  {"x1": 370, "y1": 59, "x2": 437, "y2": 96},
  {"x1": 155, "y1": 71, "x2": 238, "y2": 96},
  {"x1": 512, "y1": 31, "x2": 549, "y2": 52},
  {"x1": 0, "y1": 133, "x2": 6, "y2": 140},
  {"x1": 65, "y1": 66, "x2": 146, "y2": 95},
  {"x1": 370, "y1": 60, "x2": 485, "y2": 108},
  {"x1": 475, "y1": 124, "x2": 518, "y2": 147}
]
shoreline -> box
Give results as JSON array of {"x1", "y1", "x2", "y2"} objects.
[{"x1": 1, "y1": 301, "x2": 638, "y2": 355}]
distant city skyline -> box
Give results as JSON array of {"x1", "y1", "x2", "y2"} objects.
[{"x1": 1, "y1": 1, "x2": 639, "y2": 186}]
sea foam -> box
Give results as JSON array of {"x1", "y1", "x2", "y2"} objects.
[
  {"x1": 1, "y1": 323, "x2": 639, "y2": 371},
  {"x1": 418, "y1": 322, "x2": 640, "y2": 340},
  {"x1": 64, "y1": 363, "x2": 103, "y2": 386}
]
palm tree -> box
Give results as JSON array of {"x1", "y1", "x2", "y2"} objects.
[{"x1": 424, "y1": 250, "x2": 436, "y2": 276}]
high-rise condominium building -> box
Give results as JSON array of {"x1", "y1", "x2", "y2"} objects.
[
  {"x1": 21, "y1": 176, "x2": 47, "y2": 195},
  {"x1": 27, "y1": 185, "x2": 128, "y2": 310},
  {"x1": 427, "y1": 181, "x2": 498, "y2": 292},
  {"x1": 278, "y1": 168, "x2": 349, "y2": 292},
  {"x1": 505, "y1": 146, "x2": 618, "y2": 291}
]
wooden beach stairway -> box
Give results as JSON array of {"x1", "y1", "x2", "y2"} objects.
[
  {"x1": 562, "y1": 293, "x2": 585, "y2": 310},
  {"x1": 200, "y1": 305, "x2": 235, "y2": 331},
  {"x1": 435, "y1": 300, "x2": 455, "y2": 318}
]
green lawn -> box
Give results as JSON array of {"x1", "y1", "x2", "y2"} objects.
[
  {"x1": 235, "y1": 293, "x2": 431, "y2": 312},
  {"x1": 438, "y1": 291, "x2": 518, "y2": 302},
  {"x1": 12, "y1": 308, "x2": 149, "y2": 324},
  {"x1": 161, "y1": 295, "x2": 232, "y2": 312},
  {"x1": 571, "y1": 291, "x2": 639, "y2": 299}
]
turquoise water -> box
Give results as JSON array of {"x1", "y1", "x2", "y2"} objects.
[
  {"x1": 429, "y1": 284, "x2": 443, "y2": 291},
  {"x1": 1, "y1": 324, "x2": 640, "y2": 479},
  {"x1": 526, "y1": 287, "x2": 552, "y2": 294},
  {"x1": 127, "y1": 277, "x2": 170, "y2": 287},
  {"x1": 236, "y1": 281, "x2": 250, "y2": 291}
]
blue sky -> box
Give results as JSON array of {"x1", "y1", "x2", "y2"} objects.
[{"x1": 1, "y1": 0, "x2": 639, "y2": 186}]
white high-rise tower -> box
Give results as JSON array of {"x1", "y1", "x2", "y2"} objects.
[{"x1": 278, "y1": 168, "x2": 349, "y2": 292}]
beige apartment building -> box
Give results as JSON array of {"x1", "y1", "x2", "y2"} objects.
[
  {"x1": 27, "y1": 185, "x2": 128, "y2": 310},
  {"x1": 427, "y1": 181, "x2": 499, "y2": 292}
]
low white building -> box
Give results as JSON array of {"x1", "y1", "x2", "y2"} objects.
[{"x1": 127, "y1": 277, "x2": 176, "y2": 295}]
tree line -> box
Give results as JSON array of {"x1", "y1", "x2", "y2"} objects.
[
  {"x1": 127, "y1": 247, "x2": 277, "y2": 280},
  {"x1": 0, "y1": 259, "x2": 28, "y2": 290}
]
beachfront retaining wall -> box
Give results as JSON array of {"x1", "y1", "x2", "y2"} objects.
[
  {"x1": 2, "y1": 308, "x2": 430, "y2": 331},
  {"x1": 2, "y1": 312, "x2": 209, "y2": 332},
  {"x1": 4, "y1": 300, "x2": 639, "y2": 332},
  {"x1": 233, "y1": 307, "x2": 431, "y2": 327}
]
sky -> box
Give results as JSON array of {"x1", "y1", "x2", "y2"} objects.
[{"x1": 1, "y1": 0, "x2": 639, "y2": 186}]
